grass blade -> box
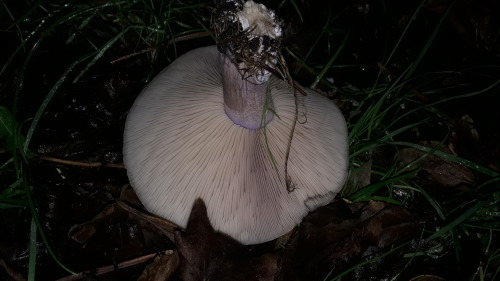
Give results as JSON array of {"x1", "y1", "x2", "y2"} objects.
[
  {"x1": 390, "y1": 141, "x2": 500, "y2": 177},
  {"x1": 28, "y1": 218, "x2": 37, "y2": 281},
  {"x1": 426, "y1": 201, "x2": 488, "y2": 241},
  {"x1": 403, "y1": 0, "x2": 456, "y2": 79},
  {"x1": 310, "y1": 32, "x2": 349, "y2": 89},
  {"x1": 329, "y1": 242, "x2": 409, "y2": 281},
  {"x1": 23, "y1": 54, "x2": 92, "y2": 157},
  {"x1": 385, "y1": 0, "x2": 426, "y2": 65},
  {"x1": 23, "y1": 177, "x2": 75, "y2": 275},
  {"x1": 348, "y1": 170, "x2": 417, "y2": 202}
]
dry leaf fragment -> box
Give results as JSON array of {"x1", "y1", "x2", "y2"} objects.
[
  {"x1": 138, "y1": 250, "x2": 179, "y2": 281},
  {"x1": 278, "y1": 200, "x2": 424, "y2": 281},
  {"x1": 175, "y1": 199, "x2": 278, "y2": 281},
  {"x1": 394, "y1": 141, "x2": 476, "y2": 190}
]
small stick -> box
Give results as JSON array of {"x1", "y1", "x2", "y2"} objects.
[
  {"x1": 293, "y1": 82, "x2": 308, "y2": 96},
  {"x1": 377, "y1": 61, "x2": 396, "y2": 80},
  {"x1": 37, "y1": 155, "x2": 124, "y2": 169},
  {"x1": 55, "y1": 250, "x2": 174, "y2": 281},
  {"x1": 166, "y1": 31, "x2": 212, "y2": 45},
  {"x1": 117, "y1": 200, "x2": 178, "y2": 241},
  {"x1": 110, "y1": 47, "x2": 157, "y2": 64}
]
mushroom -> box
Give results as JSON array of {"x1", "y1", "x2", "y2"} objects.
[{"x1": 123, "y1": 0, "x2": 348, "y2": 245}]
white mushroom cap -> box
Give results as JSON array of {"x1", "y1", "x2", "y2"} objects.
[{"x1": 123, "y1": 46, "x2": 348, "y2": 245}]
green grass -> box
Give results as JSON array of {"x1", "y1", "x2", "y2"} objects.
[
  {"x1": 282, "y1": 0, "x2": 499, "y2": 279},
  {"x1": 1, "y1": 0, "x2": 212, "y2": 278}
]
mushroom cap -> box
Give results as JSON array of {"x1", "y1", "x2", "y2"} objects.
[{"x1": 123, "y1": 46, "x2": 348, "y2": 245}]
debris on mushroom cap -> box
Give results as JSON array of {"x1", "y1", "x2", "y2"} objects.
[
  {"x1": 213, "y1": 0, "x2": 284, "y2": 84},
  {"x1": 123, "y1": 46, "x2": 348, "y2": 244},
  {"x1": 235, "y1": 1, "x2": 282, "y2": 39}
]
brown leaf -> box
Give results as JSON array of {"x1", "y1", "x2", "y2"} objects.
[
  {"x1": 394, "y1": 141, "x2": 476, "y2": 190},
  {"x1": 278, "y1": 200, "x2": 424, "y2": 281},
  {"x1": 69, "y1": 201, "x2": 176, "y2": 244},
  {"x1": 448, "y1": 115, "x2": 480, "y2": 161},
  {"x1": 138, "y1": 250, "x2": 179, "y2": 281},
  {"x1": 175, "y1": 199, "x2": 278, "y2": 281},
  {"x1": 0, "y1": 258, "x2": 26, "y2": 281},
  {"x1": 68, "y1": 202, "x2": 125, "y2": 244}
]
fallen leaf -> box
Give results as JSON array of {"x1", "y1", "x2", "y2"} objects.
[
  {"x1": 278, "y1": 200, "x2": 424, "y2": 281},
  {"x1": 138, "y1": 250, "x2": 179, "y2": 281},
  {"x1": 175, "y1": 198, "x2": 278, "y2": 281},
  {"x1": 394, "y1": 141, "x2": 476, "y2": 190}
]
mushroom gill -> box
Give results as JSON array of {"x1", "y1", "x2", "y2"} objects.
[{"x1": 123, "y1": 0, "x2": 348, "y2": 245}]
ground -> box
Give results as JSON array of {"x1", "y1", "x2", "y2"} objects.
[{"x1": 0, "y1": 0, "x2": 499, "y2": 280}]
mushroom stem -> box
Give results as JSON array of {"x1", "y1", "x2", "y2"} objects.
[
  {"x1": 214, "y1": 0, "x2": 282, "y2": 129},
  {"x1": 221, "y1": 53, "x2": 274, "y2": 129}
]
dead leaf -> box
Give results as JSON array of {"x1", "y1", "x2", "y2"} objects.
[
  {"x1": 394, "y1": 141, "x2": 476, "y2": 190},
  {"x1": 175, "y1": 199, "x2": 278, "y2": 281},
  {"x1": 69, "y1": 201, "x2": 177, "y2": 244},
  {"x1": 448, "y1": 115, "x2": 480, "y2": 161},
  {"x1": 278, "y1": 200, "x2": 424, "y2": 281},
  {"x1": 138, "y1": 250, "x2": 179, "y2": 281},
  {"x1": 0, "y1": 258, "x2": 26, "y2": 281}
]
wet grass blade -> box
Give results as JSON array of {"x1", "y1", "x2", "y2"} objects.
[
  {"x1": 23, "y1": 175, "x2": 75, "y2": 275},
  {"x1": 310, "y1": 32, "x2": 349, "y2": 89},
  {"x1": 350, "y1": 120, "x2": 426, "y2": 160},
  {"x1": 414, "y1": 184, "x2": 447, "y2": 220},
  {"x1": 348, "y1": 170, "x2": 417, "y2": 202},
  {"x1": 348, "y1": 65, "x2": 413, "y2": 145},
  {"x1": 384, "y1": 0, "x2": 426, "y2": 65},
  {"x1": 72, "y1": 27, "x2": 130, "y2": 83},
  {"x1": 426, "y1": 200, "x2": 488, "y2": 241},
  {"x1": 23, "y1": 54, "x2": 92, "y2": 157},
  {"x1": 291, "y1": 10, "x2": 331, "y2": 75},
  {"x1": 290, "y1": 0, "x2": 303, "y2": 23},
  {"x1": 328, "y1": 242, "x2": 409, "y2": 281},
  {"x1": 390, "y1": 141, "x2": 500, "y2": 178},
  {"x1": 404, "y1": 0, "x2": 456, "y2": 79},
  {"x1": 28, "y1": 217, "x2": 37, "y2": 281}
]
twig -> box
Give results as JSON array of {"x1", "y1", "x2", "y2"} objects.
[
  {"x1": 293, "y1": 82, "x2": 308, "y2": 96},
  {"x1": 37, "y1": 155, "x2": 124, "y2": 168},
  {"x1": 0, "y1": 259, "x2": 26, "y2": 281},
  {"x1": 166, "y1": 31, "x2": 212, "y2": 45},
  {"x1": 110, "y1": 47, "x2": 157, "y2": 64},
  {"x1": 117, "y1": 201, "x2": 178, "y2": 241},
  {"x1": 55, "y1": 250, "x2": 174, "y2": 281}
]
